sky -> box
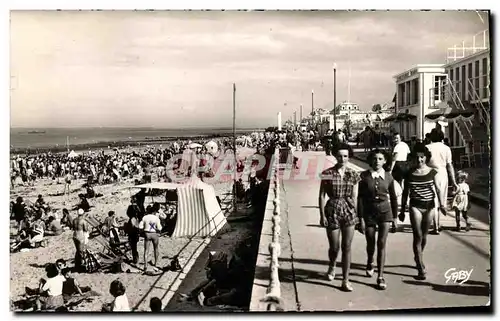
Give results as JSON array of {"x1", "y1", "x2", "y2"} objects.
[{"x1": 10, "y1": 10, "x2": 489, "y2": 128}]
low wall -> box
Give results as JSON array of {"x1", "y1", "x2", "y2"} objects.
[{"x1": 249, "y1": 147, "x2": 290, "y2": 311}]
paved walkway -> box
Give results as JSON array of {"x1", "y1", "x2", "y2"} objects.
[{"x1": 280, "y1": 151, "x2": 490, "y2": 311}]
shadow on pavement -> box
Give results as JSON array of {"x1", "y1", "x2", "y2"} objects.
[
  {"x1": 306, "y1": 224, "x2": 324, "y2": 228},
  {"x1": 402, "y1": 280, "x2": 490, "y2": 297},
  {"x1": 301, "y1": 205, "x2": 319, "y2": 209},
  {"x1": 441, "y1": 230, "x2": 490, "y2": 259}
]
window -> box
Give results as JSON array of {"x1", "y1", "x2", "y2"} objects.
[
  {"x1": 461, "y1": 65, "x2": 466, "y2": 100},
  {"x1": 468, "y1": 63, "x2": 473, "y2": 100},
  {"x1": 399, "y1": 83, "x2": 405, "y2": 107},
  {"x1": 412, "y1": 78, "x2": 419, "y2": 105},
  {"x1": 455, "y1": 67, "x2": 460, "y2": 97},
  {"x1": 474, "y1": 60, "x2": 480, "y2": 99},
  {"x1": 434, "y1": 75, "x2": 446, "y2": 101},
  {"x1": 450, "y1": 69, "x2": 454, "y2": 83},
  {"x1": 482, "y1": 57, "x2": 489, "y2": 99}
]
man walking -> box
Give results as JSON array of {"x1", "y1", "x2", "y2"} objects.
[{"x1": 389, "y1": 132, "x2": 411, "y2": 233}]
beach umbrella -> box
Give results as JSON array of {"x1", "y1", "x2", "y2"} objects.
[
  {"x1": 188, "y1": 143, "x2": 203, "y2": 149},
  {"x1": 425, "y1": 101, "x2": 475, "y2": 122}
]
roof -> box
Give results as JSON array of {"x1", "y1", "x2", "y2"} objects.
[{"x1": 129, "y1": 182, "x2": 182, "y2": 190}]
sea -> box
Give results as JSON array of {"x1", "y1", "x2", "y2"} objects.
[{"x1": 10, "y1": 127, "x2": 262, "y2": 151}]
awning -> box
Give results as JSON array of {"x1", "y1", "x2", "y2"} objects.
[
  {"x1": 383, "y1": 113, "x2": 416, "y2": 122},
  {"x1": 425, "y1": 101, "x2": 476, "y2": 122}
]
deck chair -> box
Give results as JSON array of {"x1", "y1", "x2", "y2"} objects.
[
  {"x1": 86, "y1": 216, "x2": 106, "y2": 238},
  {"x1": 85, "y1": 217, "x2": 131, "y2": 260}
]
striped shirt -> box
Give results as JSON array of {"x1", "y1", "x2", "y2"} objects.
[{"x1": 407, "y1": 169, "x2": 437, "y2": 205}]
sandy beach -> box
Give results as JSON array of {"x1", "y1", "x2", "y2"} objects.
[{"x1": 9, "y1": 144, "x2": 249, "y2": 311}]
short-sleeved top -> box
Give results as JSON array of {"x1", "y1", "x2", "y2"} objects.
[
  {"x1": 320, "y1": 166, "x2": 361, "y2": 214},
  {"x1": 407, "y1": 169, "x2": 437, "y2": 203},
  {"x1": 42, "y1": 275, "x2": 65, "y2": 296},
  {"x1": 139, "y1": 214, "x2": 162, "y2": 233},
  {"x1": 112, "y1": 294, "x2": 130, "y2": 312},
  {"x1": 456, "y1": 182, "x2": 470, "y2": 195},
  {"x1": 393, "y1": 142, "x2": 411, "y2": 161},
  {"x1": 426, "y1": 142, "x2": 452, "y2": 169}
]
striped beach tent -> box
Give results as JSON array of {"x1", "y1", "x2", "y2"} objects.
[
  {"x1": 173, "y1": 177, "x2": 227, "y2": 237},
  {"x1": 129, "y1": 178, "x2": 227, "y2": 238}
]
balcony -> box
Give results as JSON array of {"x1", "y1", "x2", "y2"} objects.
[{"x1": 429, "y1": 77, "x2": 490, "y2": 110}]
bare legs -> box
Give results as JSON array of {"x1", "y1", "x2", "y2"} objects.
[
  {"x1": 365, "y1": 222, "x2": 390, "y2": 289},
  {"x1": 409, "y1": 207, "x2": 433, "y2": 279},
  {"x1": 326, "y1": 225, "x2": 355, "y2": 291}
]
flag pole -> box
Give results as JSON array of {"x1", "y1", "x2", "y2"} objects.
[{"x1": 232, "y1": 83, "x2": 237, "y2": 213}]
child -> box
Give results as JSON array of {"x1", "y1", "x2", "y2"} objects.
[
  {"x1": 452, "y1": 170, "x2": 471, "y2": 232},
  {"x1": 104, "y1": 211, "x2": 121, "y2": 244},
  {"x1": 55, "y1": 259, "x2": 67, "y2": 275},
  {"x1": 102, "y1": 279, "x2": 130, "y2": 312},
  {"x1": 61, "y1": 268, "x2": 90, "y2": 299},
  {"x1": 149, "y1": 297, "x2": 162, "y2": 312},
  {"x1": 357, "y1": 149, "x2": 399, "y2": 290}
]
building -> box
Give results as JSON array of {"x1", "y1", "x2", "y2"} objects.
[
  {"x1": 428, "y1": 29, "x2": 490, "y2": 150},
  {"x1": 393, "y1": 64, "x2": 447, "y2": 140},
  {"x1": 337, "y1": 101, "x2": 360, "y2": 115}
]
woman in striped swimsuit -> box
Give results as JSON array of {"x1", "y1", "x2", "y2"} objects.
[{"x1": 398, "y1": 143, "x2": 447, "y2": 280}]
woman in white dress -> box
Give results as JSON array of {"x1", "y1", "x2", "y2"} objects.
[{"x1": 425, "y1": 129, "x2": 458, "y2": 235}]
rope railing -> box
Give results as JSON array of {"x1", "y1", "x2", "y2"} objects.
[{"x1": 260, "y1": 147, "x2": 284, "y2": 311}]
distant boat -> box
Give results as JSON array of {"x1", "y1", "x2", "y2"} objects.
[{"x1": 27, "y1": 130, "x2": 46, "y2": 134}]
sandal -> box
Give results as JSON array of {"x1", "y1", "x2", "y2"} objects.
[
  {"x1": 416, "y1": 269, "x2": 427, "y2": 280},
  {"x1": 326, "y1": 265, "x2": 336, "y2": 281},
  {"x1": 341, "y1": 280, "x2": 353, "y2": 292},
  {"x1": 366, "y1": 263, "x2": 375, "y2": 277},
  {"x1": 377, "y1": 277, "x2": 387, "y2": 290}
]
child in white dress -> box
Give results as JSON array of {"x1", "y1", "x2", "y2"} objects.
[{"x1": 452, "y1": 171, "x2": 471, "y2": 232}]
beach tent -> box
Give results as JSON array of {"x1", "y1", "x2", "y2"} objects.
[
  {"x1": 68, "y1": 150, "x2": 79, "y2": 158},
  {"x1": 130, "y1": 177, "x2": 227, "y2": 237}
]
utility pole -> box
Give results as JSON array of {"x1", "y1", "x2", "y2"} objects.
[
  {"x1": 333, "y1": 63, "x2": 337, "y2": 132},
  {"x1": 300, "y1": 104, "x2": 303, "y2": 122}
]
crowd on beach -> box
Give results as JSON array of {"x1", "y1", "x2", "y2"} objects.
[{"x1": 10, "y1": 132, "x2": 284, "y2": 312}]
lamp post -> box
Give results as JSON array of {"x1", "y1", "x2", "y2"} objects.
[
  {"x1": 311, "y1": 89, "x2": 315, "y2": 128},
  {"x1": 333, "y1": 63, "x2": 337, "y2": 133}
]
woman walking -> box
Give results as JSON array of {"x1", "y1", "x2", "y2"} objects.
[
  {"x1": 319, "y1": 143, "x2": 360, "y2": 291},
  {"x1": 399, "y1": 143, "x2": 447, "y2": 280},
  {"x1": 357, "y1": 149, "x2": 399, "y2": 290}
]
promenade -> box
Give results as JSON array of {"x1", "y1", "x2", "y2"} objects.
[{"x1": 275, "y1": 151, "x2": 490, "y2": 311}]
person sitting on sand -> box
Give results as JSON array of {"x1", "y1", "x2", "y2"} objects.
[
  {"x1": 102, "y1": 279, "x2": 130, "y2": 312},
  {"x1": 35, "y1": 194, "x2": 49, "y2": 212},
  {"x1": 61, "y1": 268, "x2": 88, "y2": 300},
  {"x1": 104, "y1": 211, "x2": 121, "y2": 245},
  {"x1": 60, "y1": 208, "x2": 74, "y2": 229},
  {"x1": 45, "y1": 216, "x2": 63, "y2": 236},
  {"x1": 55, "y1": 259, "x2": 67, "y2": 275},
  {"x1": 74, "y1": 194, "x2": 91, "y2": 212},
  {"x1": 30, "y1": 214, "x2": 46, "y2": 248},
  {"x1": 35, "y1": 263, "x2": 65, "y2": 310}
]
